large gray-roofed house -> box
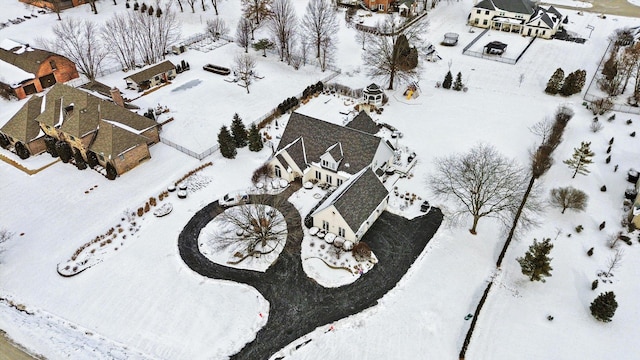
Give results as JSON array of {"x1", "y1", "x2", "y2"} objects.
[
  {"x1": 271, "y1": 112, "x2": 393, "y2": 185},
  {"x1": 474, "y1": 0, "x2": 534, "y2": 16},
  {"x1": 0, "y1": 95, "x2": 46, "y2": 155},
  {"x1": 469, "y1": 0, "x2": 563, "y2": 39}
]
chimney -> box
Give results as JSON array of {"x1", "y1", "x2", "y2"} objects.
[{"x1": 110, "y1": 87, "x2": 125, "y2": 107}]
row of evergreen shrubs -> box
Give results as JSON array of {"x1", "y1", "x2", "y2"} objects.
[
  {"x1": 127, "y1": 2, "x2": 164, "y2": 17},
  {"x1": 545, "y1": 68, "x2": 586, "y2": 96},
  {"x1": 277, "y1": 97, "x2": 300, "y2": 115},
  {"x1": 302, "y1": 81, "x2": 324, "y2": 99}
]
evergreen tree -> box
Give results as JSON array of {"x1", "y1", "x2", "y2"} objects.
[
  {"x1": 230, "y1": 113, "x2": 248, "y2": 148},
  {"x1": 218, "y1": 125, "x2": 237, "y2": 159},
  {"x1": 395, "y1": 34, "x2": 419, "y2": 71},
  {"x1": 443, "y1": 71, "x2": 452, "y2": 89},
  {"x1": 44, "y1": 135, "x2": 58, "y2": 157},
  {"x1": 0, "y1": 133, "x2": 9, "y2": 149},
  {"x1": 14, "y1": 142, "x2": 30, "y2": 160},
  {"x1": 545, "y1": 68, "x2": 564, "y2": 94},
  {"x1": 453, "y1": 72, "x2": 464, "y2": 91},
  {"x1": 516, "y1": 238, "x2": 554, "y2": 282},
  {"x1": 248, "y1": 123, "x2": 263, "y2": 152},
  {"x1": 590, "y1": 291, "x2": 618, "y2": 322},
  {"x1": 148, "y1": 5, "x2": 154, "y2": 16},
  {"x1": 564, "y1": 141, "x2": 595, "y2": 178},
  {"x1": 73, "y1": 149, "x2": 87, "y2": 170},
  {"x1": 55, "y1": 141, "x2": 72, "y2": 163},
  {"x1": 86, "y1": 151, "x2": 99, "y2": 168},
  {"x1": 602, "y1": 52, "x2": 618, "y2": 81},
  {"x1": 560, "y1": 69, "x2": 587, "y2": 96},
  {"x1": 247, "y1": 123, "x2": 263, "y2": 152},
  {"x1": 106, "y1": 162, "x2": 118, "y2": 180}
]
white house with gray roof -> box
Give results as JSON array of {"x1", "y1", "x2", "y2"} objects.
[
  {"x1": 311, "y1": 167, "x2": 389, "y2": 243},
  {"x1": 469, "y1": 0, "x2": 563, "y2": 39},
  {"x1": 269, "y1": 112, "x2": 394, "y2": 187}
]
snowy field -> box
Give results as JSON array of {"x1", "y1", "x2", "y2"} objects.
[{"x1": 1, "y1": 0, "x2": 640, "y2": 359}]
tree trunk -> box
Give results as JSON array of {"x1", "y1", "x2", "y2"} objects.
[
  {"x1": 561, "y1": 206, "x2": 566, "y2": 214},
  {"x1": 388, "y1": 70, "x2": 395, "y2": 90},
  {"x1": 496, "y1": 176, "x2": 535, "y2": 267},
  {"x1": 470, "y1": 216, "x2": 479, "y2": 235}
]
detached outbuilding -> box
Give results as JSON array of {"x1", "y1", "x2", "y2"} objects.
[{"x1": 124, "y1": 60, "x2": 176, "y2": 92}]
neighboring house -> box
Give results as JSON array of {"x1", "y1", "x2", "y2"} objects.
[
  {"x1": 124, "y1": 60, "x2": 176, "y2": 92},
  {"x1": 398, "y1": 0, "x2": 419, "y2": 16},
  {"x1": 468, "y1": 0, "x2": 563, "y2": 39},
  {"x1": 0, "y1": 83, "x2": 159, "y2": 176},
  {"x1": 0, "y1": 39, "x2": 79, "y2": 99},
  {"x1": 311, "y1": 167, "x2": 389, "y2": 243},
  {"x1": 269, "y1": 112, "x2": 394, "y2": 187},
  {"x1": 19, "y1": 0, "x2": 89, "y2": 10}
]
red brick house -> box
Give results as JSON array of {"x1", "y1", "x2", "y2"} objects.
[
  {"x1": 0, "y1": 39, "x2": 79, "y2": 100},
  {"x1": 19, "y1": 0, "x2": 89, "y2": 10}
]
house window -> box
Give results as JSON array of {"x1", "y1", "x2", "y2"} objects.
[
  {"x1": 155, "y1": 76, "x2": 160, "y2": 81},
  {"x1": 275, "y1": 165, "x2": 281, "y2": 177},
  {"x1": 315, "y1": 170, "x2": 321, "y2": 180},
  {"x1": 49, "y1": 60, "x2": 57, "y2": 70},
  {"x1": 476, "y1": 9, "x2": 481, "y2": 14},
  {"x1": 322, "y1": 159, "x2": 328, "y2": 167},
  {"x1": 337, "y1": 178, "x2": 343, "y2": 186},
  {"x1": 326, "y1": 174, "x2": 332, "y2": 184},
  {"x1": 485, "y1": 10, "x2": 489, "y2": 15},
  {"x1": 338, "y1": 227, "x2": 345, "y2": 237},
  {"x1": 119, "y1": 154, "x2": 125, "y2": 160},
  {"x1": 499, "y1": 12, "x2": 505, "y2": 15},
  {"x1": 69, "y1": 135, "x2": 75, "y2": 141},
  {"x1": 98, "y1": 154, "x2": 104, "y2": 161},
  {"x1": 474, "y1": 18, "x2": 479, "y2": 25},
  {"x1": 483, "y1": 19, "x2": 488, "y2": 25},
  {"x1": 542, "y1": 30, "x2": 546, "y2": 36},
  {"x1": 378, "y1": 4, "x2": 384, "y2": 10},
  {"x1": 322, "y1": 220, "x2": 329, "y2": 231}
]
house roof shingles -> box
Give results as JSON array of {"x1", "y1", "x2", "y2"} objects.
[
  {"x1": 90, "y1": 120, "x2": 148, "y2": 158},
  {"x1": 277, "y1": 112, "x2": 383, "y2": 175},
  {"x1": 0, "y1": 44, "x2": 56, "y2": 75},
  {"x1": 475, "y1": 0, "x2": 534, "y2": 15},
  {"x1": 125, "y1": 60, "x2": 175, "y2": 85},
  {"x1": 346, "y1": 110, "x2": 379, "y2": 135},
  {"x1": 331, "y1": 168, "x2": 389, "y2": 234},
  {"x1": 0, "y1": 95, "x2": 43, "y2": 143}
]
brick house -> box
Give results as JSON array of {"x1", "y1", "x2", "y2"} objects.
[
  {"x1": 124, "y1": 60, "x2": 176, "y2": 92},
  {"x1": 19, "y1": 0, "x2": 89, "y2": 11},
  {"x1": 0, "y1": 39, "x2": 79, "y2": 100},
  {"x1": 0, "y1": 83, "x2": 159, "y2": 176}
]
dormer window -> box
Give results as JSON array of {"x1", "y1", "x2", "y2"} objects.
[
  {"x1": 49, "y1": 60, "x2": 57, "y2": 70},
  {"x1": 321, "y1": 159, "x2": 337, "y2": 171}
]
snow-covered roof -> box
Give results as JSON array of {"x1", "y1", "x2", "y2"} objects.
[{"x1": 0, "y1": 59, "x2": 34, "y2": 87}]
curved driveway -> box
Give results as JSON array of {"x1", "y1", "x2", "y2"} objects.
[{"x1": 178, "y1": 187, "x2": 443, "y2": 360}]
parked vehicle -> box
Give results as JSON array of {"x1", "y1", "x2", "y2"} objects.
[{"x1": 219, "y1": 192, "x2": 249, "y2": 207}]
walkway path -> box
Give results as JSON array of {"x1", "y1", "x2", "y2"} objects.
[{"x1": 178, "y1": 186, "x2": 443, "y2": 360}]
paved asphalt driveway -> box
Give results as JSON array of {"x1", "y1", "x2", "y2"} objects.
[{"x1": 178, "y1": 187, "x2": 443, "y2": 360}]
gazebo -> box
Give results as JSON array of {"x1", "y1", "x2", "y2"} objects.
[
  {"x1": 484, "y1": 41, "x2": 508, "y2": 55},
  {"x1": 362, "y1": 83, "x2": 384, "y2": 107}
]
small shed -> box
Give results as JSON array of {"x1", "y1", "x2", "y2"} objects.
[
  {"x1": 442, "y1": 33, "x2": 459, "y2": 46},
  {"x1": 484, "y1": 41, "x2": 507, "y2": 55},
  {"x1": 124, "y1": 60, "x2": 176, "y2": 92},
  {"x1": 362, "y1": 83, "x2": 384, "y2": 107}
]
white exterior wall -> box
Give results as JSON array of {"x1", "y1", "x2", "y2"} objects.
[
  {"x1": 469, "y1": 7, "x2": 531, "y2": 29},
  {"x1": 302, "y1": 164, "x2": 349, "y2": 187},
  {"x1": 269, "y1": 150, "x2": 303, "y2": 182},
  {"x1": 371, "y1": 142, "x2": 395, "y2": 170},
  {"x1": 312, "y1": 205, "x2": 357, "y2": 242},
  {"x1": 522, "y1": 21, "x2": 555, "y2": 39}
]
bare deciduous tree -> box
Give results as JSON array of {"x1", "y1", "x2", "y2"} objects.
[
  {"x1": 429, "y1": 143, "x2": 531, "y2": 234},
  {"x1": 300, "y1": 0, "x2": 339, "y2": 58},
  {"x1": 242, "y1": 0, "x2": 273, "y2": 26},
  {"x1": 355, "y1": 28, "x2": 373, "y2": 50},
  {"x1": 362, "y1": 15, "x2": 426, "y2": 90},
  {"x1": 234, "y1": 53, "x2": 256, "y2": 94},
  {"x1": 206, "y1": 18, "x2": 229, "y2": 41},
  {"x1": 550, "y1": 186, "x2": 588, "y2": 214},
  {"x1": 214, "y1": 194, "x2": 299, "y2": 263},
  {"x1": 605, "y1": 248, "x2": 624, "y2": 276},
  {"x1": 211, "y1": 0, "x2": 222, "y2": 15},
  {"x1": 102, "y1": 13, "x2": 139, "y2": 70},
  {"x1": 267, "y1": 0, "x2": 297, "y2": 63},
  {"x1": 130, "y1": 4, "x2": 181, "y2": 65},
  {"x1": 39, "y1": 18, "x2": 107, "y2": 80},
  {"x1": 236, "y1": 17, "x2": 252, "y2": 53},
  {"x1": 186, "y1": 0, "x2": 197, "y2": 12}
]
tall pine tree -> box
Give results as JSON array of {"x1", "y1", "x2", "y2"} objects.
[
  {"x1": 443, "y1": 71, "x2": 453, "y2": 89},
  {"x1": 560, "y1": 69, "x2": 587, "y2": 96},
  {"x1": 218, "y1": 125, "x2": 237, "y2": 159},
  {"x1": 231, "y1": 113, "x2": 248, "y2": 148},
  {"x1": 517, "y1": 238, "x2": 553, "y2": 282},
  {"x1": 590, "y1": 291, "x2": 617, "y2": 322},
  {"x1": 545, "y1": 68, "x2": 564, "y2": 94},
  {"x1": 564, "y1": 141, "x2": 594, "y2": 178},
  {"x1": 453, "y1": 71, "x2": 464, "y2": 91},
  {"x1": 248, "y1": 123, "x2": 263, "y2": 152}
]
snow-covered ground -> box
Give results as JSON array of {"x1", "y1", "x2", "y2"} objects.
[{"x1": 1, "y1": 0, "x2": 640, "y2": 359}]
